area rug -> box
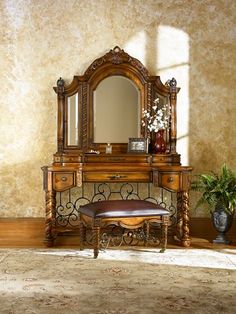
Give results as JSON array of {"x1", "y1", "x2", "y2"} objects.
[{"x1": 0, "y1": 248, "x2": 236, "y2": 314}]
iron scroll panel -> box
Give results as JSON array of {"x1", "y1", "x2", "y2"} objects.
[{"x1": 55, "y1": 182, "x2": 177, "y2": 228}]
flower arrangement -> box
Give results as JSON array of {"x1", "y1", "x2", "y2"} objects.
[{"x1": 142, "y1": 97, "x2": 170, "y2": 133}]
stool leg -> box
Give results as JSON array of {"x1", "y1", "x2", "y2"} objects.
[
  {"x1": 79, "y1": 220, "x2": 86, "y2": 251},
  {"x1": 93, "y1": 218, "x2": 101, "y2": 259},
  {"x1": 160, "y1": 216, "x2": 169, "y2": 253},
  {"x1": 144, "y1": 221, "x2": 149, "y2": 246}
]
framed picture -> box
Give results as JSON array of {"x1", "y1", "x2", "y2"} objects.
[{"x1": 128, "y1": 138, "x2": 149, "y2": 153}]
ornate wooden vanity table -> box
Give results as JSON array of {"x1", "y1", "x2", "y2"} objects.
[{"x1": 42, "y1": 46, "x2": 192, "y2": 248}]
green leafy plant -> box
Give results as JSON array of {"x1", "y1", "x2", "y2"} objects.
[{"x1": 191, "y1": 164, "x2": 236, "y2": 215}]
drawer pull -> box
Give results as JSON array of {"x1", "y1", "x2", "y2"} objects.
[
  {"x1": 107, "y1": 174, "x2": 126, "y2": 180},
  {"x1": 61, "y1": 176, "x2": 68, "y2": 182},
  {"x1": 167, "y1": 176, "x2": 173, "y2": 183}
]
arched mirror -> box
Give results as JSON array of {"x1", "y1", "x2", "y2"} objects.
[
  {"x1": 54, "y1": 46, "x2": 178, "y2": 155},
  {"x1": 93, "y1": 76, "x2": 140, "y2": 143}
]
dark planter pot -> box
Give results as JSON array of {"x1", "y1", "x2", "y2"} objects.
[{"x1": 211, "y1": 204, "x2": 234, "y2": 244}]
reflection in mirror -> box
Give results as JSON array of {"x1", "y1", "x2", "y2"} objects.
[
  {"x1": 67, "y1": 93, "x2": 79, "y2": 146},
  {"x1": 94, "y1": 76, "x2": 140, "y2": 143}
]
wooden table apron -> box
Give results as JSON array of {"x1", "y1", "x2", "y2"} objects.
[{"x1": 42, "y1": 165, "x2": 192, "y2": 248}]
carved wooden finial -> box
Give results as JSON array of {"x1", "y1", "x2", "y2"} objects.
[
  {"x1": 165, "y1": 77, "x2": 177, "y2": 87},
  {"x1": 108, "y1": 46, "x2": 126, "y2": 65},
  {"x1": 112, "y1": 46, "x2": 122, "y2": 53},
  {"x1": 170, "y1": 77, "x2": 177, "y2": 87},
  {"x1": 57, "y1": 77, "x2": 64, "y2": 87},
  {"x1": 56, "y1": 77, "x2": 64, "y2": 94}
]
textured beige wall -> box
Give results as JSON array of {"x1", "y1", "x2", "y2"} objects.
[{"x1": 0, "y1": 0, "x2": 235, "y2": 217}]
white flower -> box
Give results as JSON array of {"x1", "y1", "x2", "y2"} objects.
[{"x1": 142, "y1": 97, "x2": 170, "y2": 133}]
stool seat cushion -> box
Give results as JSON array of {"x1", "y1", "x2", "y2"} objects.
[{"x1": 79, "y1": 200, "x2": 169, "y2": 219}]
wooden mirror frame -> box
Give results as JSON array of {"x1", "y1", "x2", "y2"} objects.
[{"x1": 54, "y1": 46, "x2": 179, "y2": 155}]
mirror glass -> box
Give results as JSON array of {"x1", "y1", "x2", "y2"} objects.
[
  {"x1": 67, "y1": 93, "x2": 79, "y2": 146},
  {"x1": 93, "y1": 76, "x2": 140, "y2": 143}
]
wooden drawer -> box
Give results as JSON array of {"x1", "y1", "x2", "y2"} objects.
[
  {"x1": 152, "y1": 155, "x2": 173, "y2": 163},
  {"x1": 84, "y1": 154, "x2": 150, "y2": 163},
  {"x1": 83, "y1": 171, "x2": 151, "y2": 182},
  {"x1": 152, "y1": 154, "x2": 181, "y2": 166},
  {"x1": 53, "y1": 172, "x2": 76, "y2": 191},
  {"x1": 153, "y1": 171, "x2": 181, "y2": 192},
  {"x1": 53, "y1": 155, "x2": 82, "y2": 163},
  {"x1": 153, "y1": 166, "x2": 193, "y2": 192},
  {"x1": 62, "y1": 156, "x2": 82, "y2": 163},
  {"x1": 160, "y1": 173, "x2": 180, "y2": 191}
]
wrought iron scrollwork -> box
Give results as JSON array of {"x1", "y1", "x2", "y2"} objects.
[
  {"x1": 96, "y1": 226, "x2": 162, "y2": 249},
  {"x1": 55, "y1": 183, "x2": 177, "y2": 229}
]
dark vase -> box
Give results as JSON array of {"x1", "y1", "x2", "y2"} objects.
[
  {"x1": 153, "y1": 129, "x2": 166, "y2": 154},
  {"x1": 211, "y1": 203, "x2": 234, "y2": 244}
]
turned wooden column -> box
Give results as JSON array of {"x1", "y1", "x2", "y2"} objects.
[
  {"x1": 177, "y1": 191, "x2": 190, "y2": 247},
  {"x1": 54, "y1": 77, "x2": 65, "y2": 153},
  {"x1": 45, "y1": 190, "x2": 56, "y2": 247},
  {"x1": 79, "y1": 220, "x2": 86, "y2": 250},
  {"x1": 42, "y1": 167, "x2": 56, "y2": 247},
  {"x1": 93, "y1": 218, "x2": 101, "y2": 259},
  {"x1": 160, "y1": 215, "x2": 169, "y2": 252},
  {"x1": 167, "y1": 77, "x2": 179, "y2": 154}
]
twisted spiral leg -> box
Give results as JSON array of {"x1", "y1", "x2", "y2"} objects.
[
  {"x1": 44, "y1": 190, "x2": 56, "y2": 247},
  {"x1": 144, "y1": 221, "x2": 150, "y2": 246},
  {"x1": 177, "y1": 191, "x2": 190, "y2": 247},
  {"x1": 160, "y1": 215, "x2": 169, "y2": 253},
  {"x1": 79, "y1": 219, "x2": 86, "y2": 250},
  {"x1": 93, "y1": 218, "x2": 101, "y2": 259}
]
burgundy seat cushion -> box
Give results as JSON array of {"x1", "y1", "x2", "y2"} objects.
[{"x1": 79, "y1": 200, "x2": 169, "y2": 219}]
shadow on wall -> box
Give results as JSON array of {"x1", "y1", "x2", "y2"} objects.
[{"x1": 124, "y1": 11, "x2": 235, "y2": 174}]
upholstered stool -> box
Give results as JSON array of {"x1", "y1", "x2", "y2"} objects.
[{"x1": 79, "y1": 200, "x2": 170, "y2": 258}]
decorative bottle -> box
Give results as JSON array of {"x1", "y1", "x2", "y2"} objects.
[{"x1": 106, "y1": 143, "x2": 112, "y2": 154}]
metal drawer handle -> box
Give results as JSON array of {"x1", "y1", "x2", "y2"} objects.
[
  {"x1": 61, "y1": 176, "x2": 68, "y2": 181},
  {"x1": 167, "y1": 176, "x2": 173, "y2": 183},
  {"x1": 108, "y1": 174, "x2": 126, "y2": 180}
]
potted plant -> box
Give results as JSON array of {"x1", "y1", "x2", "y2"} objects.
[{"x1": 191, "y1": 164, "x2": 236, "y2": 244}]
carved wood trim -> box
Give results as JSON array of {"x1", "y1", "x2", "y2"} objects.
[
  {"x1": 146, "y1": 82, "x2": 152, "y2": 139},
  {"x1": 55, "y1": 78, "x2": 65, "y2": 153},
  {"x1": 84, "y1": 46, "x2": 150, "y2": 81},
  {"x1": 76, "y1": 170, "x2": 82, "y2": 187},
  {"x1": 82, "y1": 82, "x2": 88, "y2": 151}
]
